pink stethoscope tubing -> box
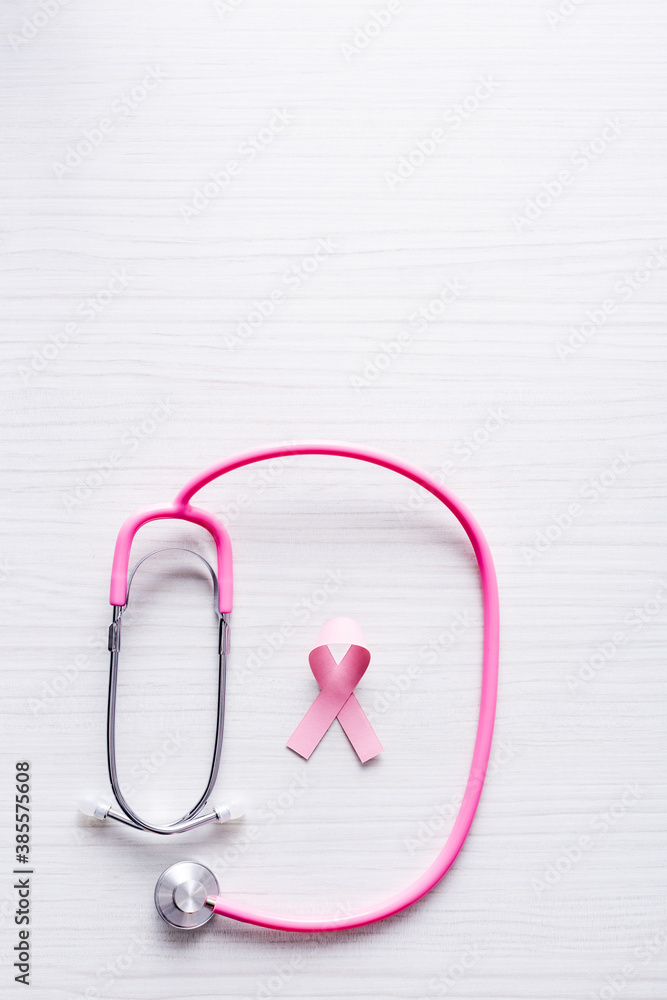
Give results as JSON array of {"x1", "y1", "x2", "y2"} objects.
[{"x1": 110, "y1": 440, "x2": 499, "y2": 933}]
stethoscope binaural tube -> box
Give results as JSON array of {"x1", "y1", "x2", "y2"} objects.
[
  {"x1": 80, "y1": 545, "x2": 241, "y2": 835},
  {"x1": 104, "y1": 441, "x2": 499, "y2": 932},
  {"x1": 105, "y1": 548, "x2": 232, "y2": 835}
]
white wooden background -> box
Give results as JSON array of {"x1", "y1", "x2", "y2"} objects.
[{"x1": 1, "y1": 1, "x2": 666, "y2": 998}]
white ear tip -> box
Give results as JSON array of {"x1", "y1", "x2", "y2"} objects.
[
  {"x1": 214, "y1": 799, "x2": 244, "y2": 823},
  {"x1": 78, "y1": 792, "x2": 111, "y2": 819},
  {"x1": 226, "y1": 799, "x2": 244, "y2": 820}
]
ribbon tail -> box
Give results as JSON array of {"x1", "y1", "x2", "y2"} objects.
[
  {"x1": 286, "y1": 687, "x2": 343, "y2": 760},
  {"x1": 337, "y1": 694, "x2": 383, "y2": 763}
]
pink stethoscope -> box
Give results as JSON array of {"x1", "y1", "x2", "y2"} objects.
[{"x1": 80, "y1": 441, "x2": 499, "y2": 933}]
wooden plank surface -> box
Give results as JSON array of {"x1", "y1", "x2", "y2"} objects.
[{"x1": 1, "y1": 1, "x2": 666, "y2": 998}]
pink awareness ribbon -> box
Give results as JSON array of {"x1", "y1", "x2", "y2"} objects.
[{"x1": 287, "y1": 618, "x2": 383, "y2": 763}]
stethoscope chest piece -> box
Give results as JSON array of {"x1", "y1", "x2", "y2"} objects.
[{"x1": 154, "y1": 861, "x2": 219, "y2": 929}]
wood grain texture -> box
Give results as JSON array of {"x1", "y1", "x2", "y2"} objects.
[{"x1": 1, "y1": 1, "x2": 666, "y2": 998}]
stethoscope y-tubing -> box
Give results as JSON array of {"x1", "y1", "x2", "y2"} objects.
[
  {"x1": 106, "y1": 550, "x2": 229, "y2": 835},
  {"x1": 112, "y1": 441, "x2": 500, "y2": 933}
]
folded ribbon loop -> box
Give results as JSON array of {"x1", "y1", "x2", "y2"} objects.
[{"x1": 287, "y1": 618, "x2": 383, "y2": 763}]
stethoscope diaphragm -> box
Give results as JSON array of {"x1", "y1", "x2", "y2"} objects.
[{"x1": 154, "y1": 861, "x2": 219, "y2": 929}]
